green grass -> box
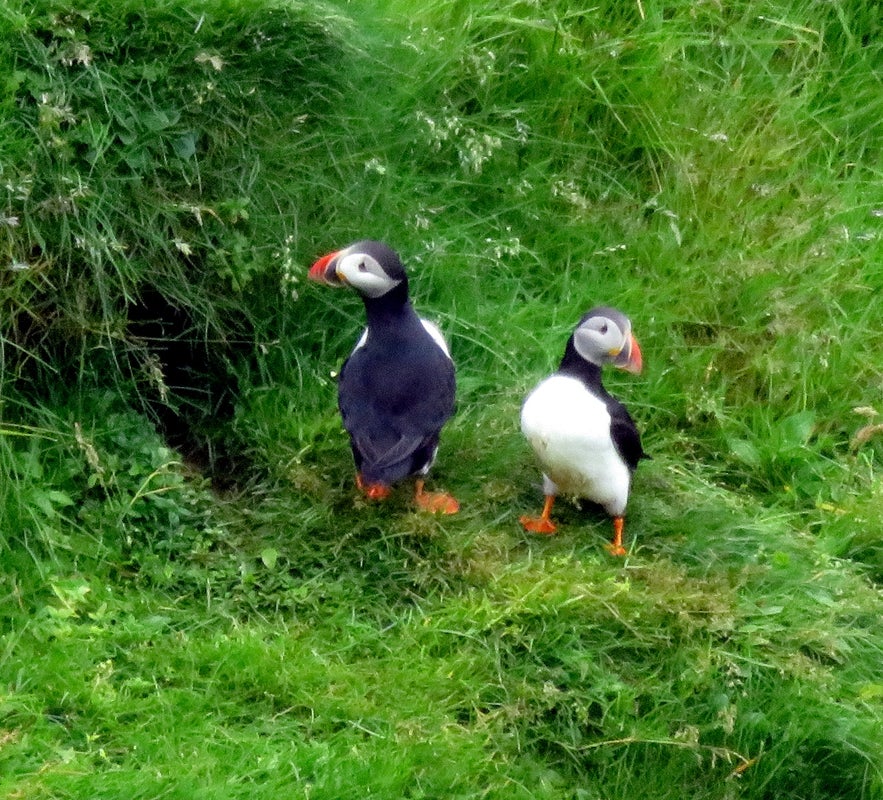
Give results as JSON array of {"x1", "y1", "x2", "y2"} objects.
[{"x1": 2, "y1": 0, "x2": 883, "y2": 797}]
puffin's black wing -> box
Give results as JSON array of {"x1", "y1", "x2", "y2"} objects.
[
  {"x1": 338, "y1": 333, "x2": 455, "y2": 484},
  {"x1": 605, "y1": 397, "x2": 646, "y2": 472}
]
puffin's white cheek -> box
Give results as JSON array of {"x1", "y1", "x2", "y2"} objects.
[
  {"x1": 346, "y1": 271, "x2": 398, "y2": 298},
  {"x1": 574, "y1": 324, "x2": 624, "y2": 363},
  {"x1": 573, "y1": 328, "x2": 601, "y2": 362}
]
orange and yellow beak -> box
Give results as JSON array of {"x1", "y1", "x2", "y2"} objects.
[
  {"x1": 308, "y1": 250, "x2": 344, "y2": 285},
  {"x1": 613, "y1": 333, "x2": 643, "y2": 374}
]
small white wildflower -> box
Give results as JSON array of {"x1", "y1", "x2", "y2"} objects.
[
  {"x1": 0, "y1": 214, "x2": 19, "y2": 227},
  {"x1": 416, "y1": 110, "x2": 463, "y2": 151},
  {"x1": 5, "y1": 179, "x2": 32, "y2": 200},
  {"x1": 278, "y1": 238, "x2": 301, "y2": 300},
  {"x1": 38, "y1": 93, "x2": 76, "y2": 126},
  {"x1": 144, "y1": 355, "x2": 169, "y2": 403},
  {"x1": 195, "y1": 52, "x2": 225, "y2": 71},
  {"x1": 673, "y1": 725, "x2": 700, "y2": 744},
  {"x1": 551, "y1": 179, "x2": 590, "y2": 212},
  {"x1": 594, "y1": 243, "x2": 627, "y2": 256},
  {"x1": 514, "y1": 119, "x2": 530, "y2": 144},
  {"x1": 364, "y1": 157, "x2": 387, "y2": 175},
  {"x1": 458, "y1": 132, "x2": 502, "y2": 174},
  {"x1": 74, "y1": 421, "x2": 104, "y2": 478},
  {"x1": 59, "y1": 42, "x2": 93, "y2": 67},
  {"x1": 492, "y1": 236, "x2": 523, "y2": 260},
  {"x1": 38, "y1": 195, "x2": 75, "y2": 214},
  {"x1": 706, "y1": 131, "x2": 729, "y2": 143},
  {"x1": 870, "y1": 208, "x2": 883, "y2": 218},
  {"x1": 9, "y1": 261, "x2": 30, "y2": 271},
  {"x1": 468, "y1": 49, "x2": 496, "y2": 86},
  {"x1": 173, "y1": 239, "x2": 192, "y2": 256},
  {"x1": 513, "y1": 177, "x2": 533, "y2": 196}
]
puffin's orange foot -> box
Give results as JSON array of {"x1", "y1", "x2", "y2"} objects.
[
  {"x1": 606, "y1": 516, "x2": 626, "y2": 556},
  {"x1": 414, "y1": 480, "x2": 459, "y2": 514},
  {"x1": 356, "y1": 474, "x2": 391, "y2": 501},
  {"x1": 364, "y1": 484, "x2": 392, "y2": 500},
  {"x1": 521, "y1": 494, "x2": 557, "y2": 534},
  {"x1": 415, "y1": 490, "x2": 460, "y2": 514},
  {"x1": 519, "y1": 515, "x2": 557, "y2": 535}
]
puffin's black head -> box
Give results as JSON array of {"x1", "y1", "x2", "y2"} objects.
[
  {"x1": 569, "y1": 306, "x2": 642, "y2": 374},
  {"x1": 308, "y1": 240, "x2": 408, "y2": 299}
]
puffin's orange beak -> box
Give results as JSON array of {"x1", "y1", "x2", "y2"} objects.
[
  {"x1": 308, "y1": 250, "x2": 343, "y2": 285},
  {"x1": 615, "y1": 333, "x2": 643, "y2": 374}
]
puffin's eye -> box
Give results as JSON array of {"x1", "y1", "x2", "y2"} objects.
[
  {"x1": 357, "y1": 261, "x2": 368, "y2": 272},
  {"x1": 599, "y1": 323, "x2": 608, "y2": 334}
]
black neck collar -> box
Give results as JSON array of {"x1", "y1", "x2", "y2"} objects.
[
  {"x1": 361, "y1": 281, "x2": 419, "y2": 332},
  {"x1": 557, "y1": 336, "x2": 605, "y2": 393}
]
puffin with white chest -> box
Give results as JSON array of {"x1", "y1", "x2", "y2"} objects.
[
  {"x1": 308, "y1": 240, "x2": 459, "y2": 514},
  {"x1": 520, "y1": 307, "x2": 646, "y2": 555}
]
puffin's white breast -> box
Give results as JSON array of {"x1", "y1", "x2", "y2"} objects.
[{"x1": 521, "y1": 375, "x2": 631, "y2": 516}]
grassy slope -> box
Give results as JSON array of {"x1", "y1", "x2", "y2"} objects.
[{"x1": 2, "y1": 0, "x2": 883, "y2": 798}]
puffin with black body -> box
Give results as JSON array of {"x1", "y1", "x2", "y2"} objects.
[
  {"x1": 308, "y1": 240, "x2": 459, "y2": 514},
  {"x1": 520, "y1": 306, "x2": 646, "y2": 555}
]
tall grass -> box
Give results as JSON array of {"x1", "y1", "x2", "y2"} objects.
[
  {"x1": 1, "y1": 0, "x2": 882, "y2": 798},
  {"x1": 0, "y1": 0, "x2": 351, "y2": 484}
]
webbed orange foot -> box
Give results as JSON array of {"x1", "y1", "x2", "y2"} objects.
[
  {"x1": 356, "y1": 474, "x2": 391, "y2": 501},
  {"x1": 520, "y1": 494, "x2": 557, "y2": 534},
  {"x1": 520, "y1": 515, "x2": 558, "y2": 534},
  {"x1": 414, "y1": 479, "x2": 459, "y2": 514}
]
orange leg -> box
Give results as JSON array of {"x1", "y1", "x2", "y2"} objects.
[
  {"x1": 356, "y1": 473, "x2": 391, "y2": 501},
  {"x1": 520, "y1": 494, "x2": 557, "y2": 534},
  {"x1": 605, "y1": 516, "x2": 627, "y2": 556},
  {"x1": 414, "y1": 478, "x2": 460, "y2": 515}
]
